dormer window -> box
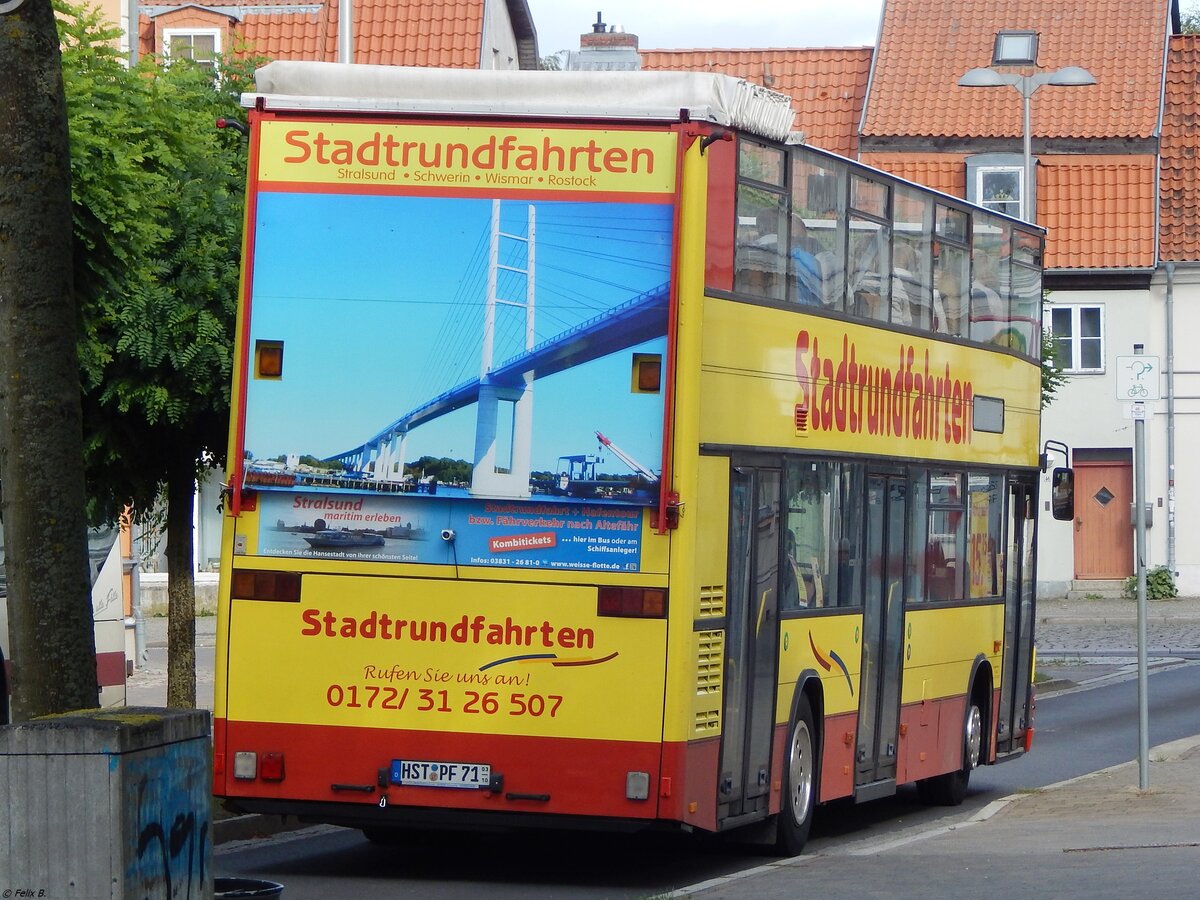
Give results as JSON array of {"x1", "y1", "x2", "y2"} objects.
[
  {"x1": 966, "y1": 154, "x2": 1029, "y2": 220},
  {"x1": 164, "y1": 28, "x2": 220, "y2": 71},
  {"x1": 993, "y1": 30, "x2": 1038, "y2": 65}
]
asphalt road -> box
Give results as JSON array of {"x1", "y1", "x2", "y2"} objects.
[{"x1": 211, "y1": 658, "x2": 1200, "y2": 897}]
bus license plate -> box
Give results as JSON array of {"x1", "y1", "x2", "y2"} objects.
[{"x1": 391, "y1": 759, "x2": 491, "y2": 789}]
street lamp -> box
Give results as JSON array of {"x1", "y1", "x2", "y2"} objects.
[{"x1": 958, "y1": 65, "x2": 1096, "y2": 222}]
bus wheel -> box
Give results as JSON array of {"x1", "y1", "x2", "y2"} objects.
[
  {"x1": 917, "y1": 698, "x2": 982, "y2": 806},
  {"x1": 776, "y1": 694, "x2": 817, "y2": 855}
]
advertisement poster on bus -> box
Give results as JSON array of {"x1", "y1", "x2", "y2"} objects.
[
  {"x1": 255, "y1": 491, "x2": 643, "y2": 571},
  {"x1": 241, "y1": 122, "x2": 676, "y2": 571}
]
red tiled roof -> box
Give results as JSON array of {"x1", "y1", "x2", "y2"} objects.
[
  {"x1": 239, "y1": 0, "x2": 485, "y2": 66},
  {"x1": 1160, "y1": 34, "x2": 1200, "y2": 262},
  {"x1": 142, "y1": 0, "x2": 537, "y2": 68},
  {"x1": 863, "y1": 0, "x2": 1170, "y2": 140},
  {"x1": 863, "y1": 153, "x2": 1156, "y2": 270},
  {"x1": 858, "y1": 152, "x2": 967, "y2": 198},
  {"x1": 1039, "y1": 156, "x2": 1157, "y2": 269},
  {"x1": 239, "y1": 11, "x2": 326, "y2": 62},
  {"x1": 639, "y1": 47, "x2": 872, "y2": 158}
]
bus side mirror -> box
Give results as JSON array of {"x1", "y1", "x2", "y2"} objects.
[{"x1": 1051, "y1": 467, "x2": 1074, "y2": 521}]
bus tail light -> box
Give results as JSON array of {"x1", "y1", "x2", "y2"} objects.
[
  {"x1": 625, "y1": 771, "x2": 650, "y2": 800},
  {"x1": 234, "y1": 751, "x2": 257, "y2": 780},
  {"x1": 260, "y1": 752, "x2": 286, "y2": 782},
  {"x1": 231, "y1": 569, "x2": 302, "y2": 602},
  {"x1": 598, "y1": 587, "x2": 667, "y2": 618},
  {"x1": 233, "y1": 750, "x2": 285, "y2": 782}
]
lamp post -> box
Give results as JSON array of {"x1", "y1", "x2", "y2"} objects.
[{"x1": 957, "y1": 66, "x2": 1096, "y2": 222}]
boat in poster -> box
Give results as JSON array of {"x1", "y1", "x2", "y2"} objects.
[{"x1": 303, "y1": 530, "x2": 386, "y2": 550}]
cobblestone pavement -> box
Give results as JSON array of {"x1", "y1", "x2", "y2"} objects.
[{"x1": 1036, "y1": 596, "x2": 1200, "y2": 659}]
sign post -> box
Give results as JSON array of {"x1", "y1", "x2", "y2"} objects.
[{"x1": 1117, "y1": 346, "x2": 1159, "y2": 789}]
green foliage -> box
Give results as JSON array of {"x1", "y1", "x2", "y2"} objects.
[
  {"x1": 1041, "y1": 294, "x2": 1070, "y2": 409},
  {"x1": 56, "y1": 0, "x2": 259, "y2": 525},
  {"x1": 409, "y1": 456, "x2": 474, "y2": 485},
  {"x1": 1124, "y1": 566, "x2": 1179, "y2": 600},
  {"x1": 297, "y1": 455, "x2": 343, "y2": 471},
  {"x1": 1183, "y1": 3, "x2": 1200, "y2": 34},
  {"x1": 1040, "y1": 326, "x2": 1069, "y2": 409}
]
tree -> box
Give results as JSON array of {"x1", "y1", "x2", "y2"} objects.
[
  {"x1": 59, "y1": 1, "x2": 253, "y2": 707},
  {"x1": 1182, "y1": 3, "x2": 1200, "y2": 33},
  {"x1": 1041, "y1": 300, "x2": 1069, "y2": 409},
  {"x1": 0, "y1": 0, "x2": 99, "y2": 720}
]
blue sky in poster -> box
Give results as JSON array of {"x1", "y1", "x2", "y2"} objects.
[{"x1": 244, "y1": 193, "x2": 673, "y2": 477}]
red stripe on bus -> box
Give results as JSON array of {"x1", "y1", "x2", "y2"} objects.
[
  {"x1": 215, "y1": 718, "x2": 672, "y2": 820},
  {"x1": 659, "y1": 735, "x2": 720, "y2": 830}
]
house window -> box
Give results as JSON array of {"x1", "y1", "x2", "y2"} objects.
[
  {"x1": 164, "y1": 29, "x2": 220, "y2": 70},
  {"x1": 1050, "y1": 305, "x2": 1104, "y2": 372},
  {"x1": 993, "y1": 30, "x2": 1038, "y2": 65},
  {"x1": 978, "y1": 166, "x2": 1023, "y2": 219}
]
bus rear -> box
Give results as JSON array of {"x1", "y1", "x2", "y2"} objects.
[{"x1": 212, "y1": 62, "x2": 791, "y2": 834}]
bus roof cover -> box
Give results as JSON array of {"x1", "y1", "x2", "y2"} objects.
[{"x1": 246, "y1": 61, "x2": 797, "y2": 143}]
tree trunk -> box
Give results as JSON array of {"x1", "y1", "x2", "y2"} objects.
[
  {"x1": 0, "y1": 0, "x2": 99, "y2": 720},
  {"x1": 165, "y1": 457, "x2": 197, "y2": 708}
]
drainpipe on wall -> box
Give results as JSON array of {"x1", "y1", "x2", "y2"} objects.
[
  {"x1": 1166, "y1": 262, "x2": 1177, "y2": 576},
  {"x1": 128, "y1": 0, "x2": 138, "y2": 66},
  {"x1": 338, "y1": 0, "x2": 353, "y2": 63}
]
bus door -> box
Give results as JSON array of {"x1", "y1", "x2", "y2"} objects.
[
  {"x1": 997, "y1": 478, "x2": 1037, "y2": 754},
  {"x1": 719, "y1": 464, "x2": 783, "y2": 824},
  {"x1": 855, "y1": 472, "x2": 907, "y2": 796}
]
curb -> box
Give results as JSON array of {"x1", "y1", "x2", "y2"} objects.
[
  {"x1": 213, "y1": 813, "x2": 311, "y2": 845},
  {"x1": 1036, "y1": 649, "x2": 1200, "y2": 660},
  {"x1": 1035, "y1": 677, "x2": 1075, "y2": 694},
  {"x1": 1040, "y1": 616, "x2": 1200, "y2": 625}
]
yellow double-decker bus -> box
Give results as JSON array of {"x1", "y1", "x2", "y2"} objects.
[{"x1": 213, "y1": 61, "x2": 1052, "y2": 854}]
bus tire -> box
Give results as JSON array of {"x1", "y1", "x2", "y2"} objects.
[
  {"x1": 776, "y1": 694, "x2": 817, "y2": 855},
  {"x1": 917, "y1": 696, "x2": 983, "y2": 806}
]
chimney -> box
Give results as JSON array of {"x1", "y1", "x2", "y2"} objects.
[{"x1": 580, "y1": 10, "x2": 639, "y2": 50}]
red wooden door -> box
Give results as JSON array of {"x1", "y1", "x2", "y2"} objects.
[{"x1": 1072, "y1": 461, "x2": 1133, "y2": 579}]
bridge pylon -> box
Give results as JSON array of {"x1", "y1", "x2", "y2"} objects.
[{"x1": 471, "y1": 201, "x2": 536, "y2": 499}]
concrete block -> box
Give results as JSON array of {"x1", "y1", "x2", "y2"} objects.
[{"x1": 0, "y1": 707, "x2": 212, "y2": 899}]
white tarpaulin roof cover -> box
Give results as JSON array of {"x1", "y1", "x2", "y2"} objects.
[{"x1": 247, "y1": 61, "x2": 797, "y2": 142}]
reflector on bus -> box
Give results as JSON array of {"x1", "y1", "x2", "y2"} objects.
[
  {"x1": 598, "y1": 586, "x2": 667, "y2": 618},
  {"x1": 230, "y1": 569, "x2": 301, "y2": 602},
  {"x1": 255, "y1": 340, "x2": 284, "y2": 379}
]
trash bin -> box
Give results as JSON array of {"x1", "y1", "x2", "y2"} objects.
[{"x1": 214, "y1": 878, "x2": 284, "y2": 898}]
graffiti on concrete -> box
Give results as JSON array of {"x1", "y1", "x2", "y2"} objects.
[{"x1": 124, "y1": 738, "x2": 212, "y2": 898}]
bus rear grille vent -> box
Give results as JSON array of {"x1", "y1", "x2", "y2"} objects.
[
  {"x1": 698, "y1": 584, "x2": 725, "y2": 617},
  {"x1": 696, "y1": 630, "x2": 724, "y2": 698},
  {"x1": 694, "y1": 709, "x2": 721, "y2": 733}
]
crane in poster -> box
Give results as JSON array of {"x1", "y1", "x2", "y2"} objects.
[{"x1": 595, "y1": 431, "x2": 659, "y2": 484}]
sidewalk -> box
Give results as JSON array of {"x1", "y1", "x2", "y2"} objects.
[
  {"x1": 687, "y1": 734, "x2": 1200, "y2": 897},
  {"x1": 1038, "y1": 593, "x2": 1200, "y2": 624},
  {"x1": 1035, "y1": 594, "x2": 1200, "y2": 664}
]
